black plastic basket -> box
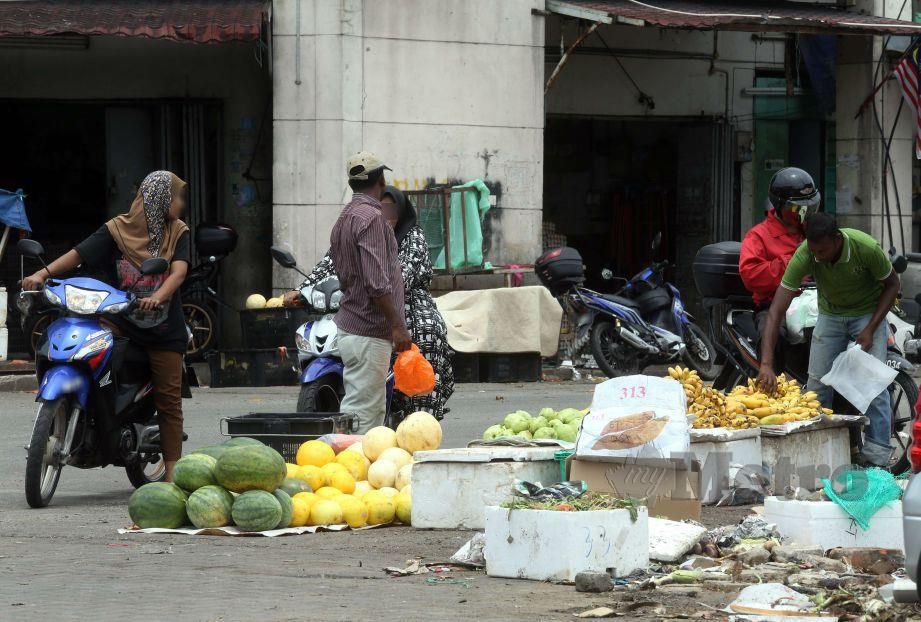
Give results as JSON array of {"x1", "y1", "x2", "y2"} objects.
[
  {"x1": 239, "y1": 308, "x2": 323, "y2": 349},
  {"x1": 221, "y1": 412, "x2": 358, "y2": 462}
]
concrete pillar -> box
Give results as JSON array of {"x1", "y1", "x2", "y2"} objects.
[
  {"x1": 271, "y1": 0, "x2": 546, "y2": 292},
  {"x1": 835, "y1": 1, "x2": 913, "y2": 254}
]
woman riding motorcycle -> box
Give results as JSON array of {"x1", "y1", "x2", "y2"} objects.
[{"x1": 22, "y1": 171, "x2": 190, "y2": 482}]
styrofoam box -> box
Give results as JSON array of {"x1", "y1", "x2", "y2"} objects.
[
  {"x1": 761, "y1": 425, "x2": 851, "y2": 491},
  {"x1": 411, "y1": 447, "x2": 561, "y2": 529},
  {"x1": 689, "y1": 428, "x2": 762, "y2": 505},
  {"x1": 484, "y1": 505, "x2": 649, "y2": 582},
  {"x1": 764, "y1": 496, "x2": 905, "y2": 552}
]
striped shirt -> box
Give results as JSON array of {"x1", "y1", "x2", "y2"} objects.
[{"x1": 329, "y1": 193, "x2": 405, "y2": 340}]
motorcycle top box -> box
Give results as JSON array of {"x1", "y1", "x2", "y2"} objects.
[
  {"x1": 194, "y1": 223, "x2": 238, "y2": 257},
  {"x1": 692, "y1": 241, "x2": 749, "y2": 300},
  {"x1": 535, "y1": 247, "x2": 584, "y2": 296}
]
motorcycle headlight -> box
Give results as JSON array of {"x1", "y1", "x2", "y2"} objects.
[
  {"x1": 64, "y1": 285, "x2": 109, "y2": 314},
  {"x1": 104, "y1": 301, "x2": 130, "y2": 314},
  {"x1": 295, "y1": 332, "x2": 310, "y2": 351},
  {"x1": 311, "y1": 290, "x2": 327, "y2": 312},
  {"x1": 329, "y1": 290, "x2": 343, "y2": 310},
  {"x1": 44, "y1": 287, "x2": 62, "y2": 306}
]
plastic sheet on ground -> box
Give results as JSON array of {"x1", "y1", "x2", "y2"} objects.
[
  {"x1": 118, "y1": 523, "x2": 387, "y2": 537},
  {"x1": 727, "y1": 583, "x2": 837, "y2": 621}
]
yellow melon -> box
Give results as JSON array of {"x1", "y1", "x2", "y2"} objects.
[
  {"x1": 395, "y1": 463, "x2": 413, "y2": 491},
  {"x1": 394, "y1": 491, "x2": 412, "y2": 525},
  {"x1": 395, "y1": 411, "x2": 442, "y2": 455},
  {"x1": 368, "y1": 460, "x2": 398, "y2": 489},
  {"x1": 310, "y1": 499, "x2": 344, "y2": 526},
  {"x1": 296, "y1": 440, "x2": 335, "y2": 467},
  {"x1": 363, "y1": 427, "x2": 397, "y2": 462},
  {"x1": 377, "y1": 447, "x2": 412, "y2": 471}
]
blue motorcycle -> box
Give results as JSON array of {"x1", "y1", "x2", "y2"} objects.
[
  {"x1": 270, "y1": 247, "x2": 401, "y2": 428},
  {"x1": 536, "y1": 234, "x2": 717, "y2": 379},
  {"x1": 18, "y1": 239, "x2": 178, "y2": 508}
]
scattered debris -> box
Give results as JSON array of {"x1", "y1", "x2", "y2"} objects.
[
  {"x1": 573, "y1": 606, "x2": 619, "y2": 618},
  {"x1": 826, "y1": 547, "x2": 904, "y2": 575},
  {"x1": 727, "y1": 583, "x2": 836, "y2": 619},
  {"x1": 450, "y1": 533, "x2": 486, "y2": 568},
  {"x1": 649, "y1": 518, "x2": 708, "y2": 562}
]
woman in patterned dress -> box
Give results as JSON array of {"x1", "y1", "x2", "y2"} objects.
[{"x1": 287, "y1": 186, "x2": 454, "y2": 418}]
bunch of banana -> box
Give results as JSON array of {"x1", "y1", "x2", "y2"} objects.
[
  {"x1": 688, "y1": 386, "x2": 760, "y2": 429},
  {"x1": 728, "y1": 375, "x2": 832, "y2": 424},
  {"x1": 667, "y1": 366, "x2": 703, "y2": 404}
]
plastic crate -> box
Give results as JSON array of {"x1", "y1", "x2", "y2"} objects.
[
  {"x1": 239, "y1": 308, "x2": 323, "y2": 349},
  {"x1": 453, "y1": 352, "x2": 480, "y2": 384},
  {"x1": 482, "y1": 353, "x2": 542, "y2": 383},
  {"x1": 221, "y1": 412, "x2": 359, "y2": 462},
  {"x1": 208, "y1": 349, "x2": 298, "y2": 388},
  {"x1": 554, "y1": 449, "x2": 574, "y2": 481}
]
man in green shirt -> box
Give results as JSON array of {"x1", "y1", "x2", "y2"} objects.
[{"x1": 757, "y1": 213, "x2": 900, "y2": 467}]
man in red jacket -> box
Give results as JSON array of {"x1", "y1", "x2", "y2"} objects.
[{"x1": 740, "y1": 167, "x2": 820, "y2": 331}]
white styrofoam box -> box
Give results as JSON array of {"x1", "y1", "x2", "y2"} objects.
[
  {"x1": 411, "y1": 447, "x2": 561, "y2": 529},
  {"x1": 0, "y1": 286, "x2": 6, "y2": 326},
  {"x1": 648, "y1": 517, "x2": 707, "y2": 562},
  {"x1": 761, "y1": 424, "x2": 851, "y2": 492},
  {"x1": 764, "y1": 496, "x2": 905, "y2": 552},
  {"x1": 689, "y1": 428, "x2": 762, "y2": 505},
  {"x1": 0, "y1": 327, "x2": 6, "y2": 361},
  {"x1": 484, "y1": 505, "x2": 649, "y2": 581}
]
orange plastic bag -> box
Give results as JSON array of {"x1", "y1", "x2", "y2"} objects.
[{"x1": 393, "y1": 344, "x2": 436, "y2": 397}]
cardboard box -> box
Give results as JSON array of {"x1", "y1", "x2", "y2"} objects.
[{"x1": 570, "y1": 457, "x2": 702, "y2": 521}]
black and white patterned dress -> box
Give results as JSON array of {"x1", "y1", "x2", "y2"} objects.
[{"x1": 300, "y1": 226, "x2": 455, "y2": 418}]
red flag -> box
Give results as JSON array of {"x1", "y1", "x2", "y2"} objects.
[{"x1": 894, "y1": 45, "x2": 921, "y2": 158}]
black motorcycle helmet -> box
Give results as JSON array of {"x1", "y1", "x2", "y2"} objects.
[{"x1": 768, "y1": 167, "x2": 821, "y2": 227}]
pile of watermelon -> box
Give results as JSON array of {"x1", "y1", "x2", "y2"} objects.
[{"x1": 128, "y1": 437, "x2": 305, "y2": 532}]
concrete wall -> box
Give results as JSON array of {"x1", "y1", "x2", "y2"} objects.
[
  {"x1": 0, "y1": 36, "x2": 273, "y2": 342},
  {"x1": 544, "y1": 19, "x2": 786, "y2": 235},
  {"x1": 271, "y1": 0, "x2": 546, "y2": 290}
]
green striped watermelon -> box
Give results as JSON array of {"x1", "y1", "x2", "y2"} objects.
[
  {"x1": 187, "y1": 485, "x2": 234, "y2": 528},
  {"x1": 215, "y1": 445, "x2": 286, "y2": 493},
  {"x1": 280, "y1": 477, "x2": 313, "y2": 497},
  {"x1": 273, "y1": 490, "x2": 293, "y2": 529},
  {"x1": 190, "y1": 445, "x2": 232, "y2": 461},
  {"x1": 173, "y1": 454, "x2": 218, "y2": 493},
  {"x1": 128, "y1": 482, "x2": 188, "y2": 529},
  {"x1": 223, "y1": 437, "x2": 264, "y2": 448},
  {"x1": 232, "y1": 490, "x2": 282, "y2": 532}
]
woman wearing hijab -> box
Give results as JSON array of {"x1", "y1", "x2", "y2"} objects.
[
  {"x1": 23, "y1": 170, "x2": 191, "y2": 481},
  {"x1": 284, "y1": 186, "x2": 455, "y2": 418}
]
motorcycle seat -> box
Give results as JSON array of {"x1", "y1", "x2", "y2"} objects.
[{"x1": 598, "y1": 293, "x2": 640, "y2": 309}]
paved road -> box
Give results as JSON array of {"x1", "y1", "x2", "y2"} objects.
[{"x1": 2, "y1": 383, "x2": 628, "y2": 622}]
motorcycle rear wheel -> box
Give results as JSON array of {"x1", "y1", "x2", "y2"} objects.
[
  {"x1": 126, "y1": 457, "x2": 167, "y2": 489},
  {"x1": 25, "y1": 398, "x2": 68, "y2": 508},
  {"x1": 887, "y1": 371, "x2": 917, "y2": 475},
  {"x1": 590, "y1": 321, "x2": 641, "y2": 378}
]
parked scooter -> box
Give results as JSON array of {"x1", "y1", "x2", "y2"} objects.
[
  {"x1": 536, "y1": 234, "x2": 718, "y2": 380},
  {"x1": 270, "y1": 246, "x2": 402, "y2": 428},
  {"x1": 693, "y1": 241, "x2": 919, "y2": 473},
  {"x1": 17, "y1": 239, "x2": 180, "y2": 508}
]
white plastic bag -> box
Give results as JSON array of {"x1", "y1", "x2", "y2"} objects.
[
  {"x1": 784, "y1": 289, "x2": 818, "y2": 344},
  {"x1": 577, "y1": 375, "x2": 689, "y2": 459},
  {"x1": 820, "y1": 344, "x2": 896, "y2": 414}
]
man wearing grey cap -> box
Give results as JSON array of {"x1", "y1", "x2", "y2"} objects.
[{"x1": 329, "y1": 152, "x2": 413, "y2": 431}]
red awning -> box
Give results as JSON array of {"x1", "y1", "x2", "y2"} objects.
[
  {"x1": 0, "y1": 0, "x2": 267, "y2": 44},
  {"x1": 549, "y1": 0, "x2": 921, "y2": 35}
]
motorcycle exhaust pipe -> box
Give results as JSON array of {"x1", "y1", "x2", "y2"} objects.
[{"x1": 618, "y1": 325, "x2": 660, "y2": 354}]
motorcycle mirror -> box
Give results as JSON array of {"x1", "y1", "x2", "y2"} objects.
[
  {"x1": 651, "y1": 232, "x2": 662, "y2": 251},
  {"x1": 139, "y1": 257, "x2": 169, "y2": 276},
  {"x1": 892, "y1": 254, "x2": 909, "y2": 275},
  {"x1": 271, "y1": 245, "x2": 298, "y2": 269},
  {"x1": 17, "y1": 238, "x2": 44, "y2": 258}
]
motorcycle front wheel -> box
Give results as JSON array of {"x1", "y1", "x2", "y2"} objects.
[
  {"x1": 681, "y1": 322, "x2": 719, "y2": 380},
  {"x1": 590, "y1": 321, "x2": 641, "y2": 378},
  {"x1": 297, "y1": 374, "x2": 343, "y2": 413},
  {"x1": 126, "y1": 456, "x2": 167, "y2": 489},
  {"x1": 25, "y1": 398, "x2": 69, "y2": 508}
]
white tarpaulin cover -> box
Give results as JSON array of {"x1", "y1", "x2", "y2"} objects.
[{"x1": 434, "y1": 286, "x2": 562, "y2": 357}]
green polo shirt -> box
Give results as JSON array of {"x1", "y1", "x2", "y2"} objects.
[{"x1": 780, "y1": 228, "x2": 893, "y2": 317}]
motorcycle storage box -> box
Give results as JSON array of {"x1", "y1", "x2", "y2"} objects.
[
  {"x1": 692, "y1": 242, "x2": 749, "y2": 299},
  {"x1": 195, "y1": 223, "x2": 238, "y2": 257},
  {"x1": 535, "y1": 247, "x2": 584, "y2": 296}
]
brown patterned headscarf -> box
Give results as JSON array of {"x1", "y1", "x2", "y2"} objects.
[{"x1": 105, "y1": 170, "x2": 189, "y2": 268}]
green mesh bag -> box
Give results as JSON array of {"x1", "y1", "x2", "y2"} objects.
[{"x1": 821, "y1": 467, "x2": 902, "y2": 530}]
